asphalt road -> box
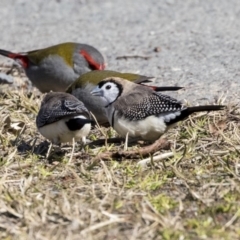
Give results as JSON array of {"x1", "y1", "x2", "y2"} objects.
[{"x1": 0, "y1": 0, "x2": 239, "y2": 105}]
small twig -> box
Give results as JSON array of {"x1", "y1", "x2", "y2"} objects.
[
  {"x1": 223, "y1": 209, "x2": 240, "y2": 229},
  {"x1": 116, "y1": 55, "x2": 151, "y2": 60},
  {"x1": 46, "y1": 142, "x2": 53, "y2": 159},
  {"x1": 81, "y1": 218, "x2": 127, "y2": 234},
  {"x1": 90, "y1": 111, "x2": 108, "y2": 147},
  {"x1": 124, "y1": 132, "x2": 129, "y2": 151},
  {"x1": 8, "y1": 163, "x2": 33, "y2": 171},
  {"x1": 68, "y1": 137, "x2": 75, "y2": 164},
  {"x1": 137, "y1": 152, "x2": 174, "y2": 168},
  {"x1": 31, "y1": 137, "x2": 38, "y2": 154}
]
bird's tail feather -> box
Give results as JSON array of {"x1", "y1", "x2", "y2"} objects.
[
  {"x1": 187, "y1": 105, "x2": 225, "y2": 113},
  {"x1": 0, "y1": 49, "x2": 20, "y2": 59},
  {"x1": 149, "y1": 85, "x2": 183, "y2": 92},
  {"x1": 167, "y1": 105, "x2": 225, "y2": 125},
  {"x1": 0, "y1": 49, "x2": 29, "y2": 68}
]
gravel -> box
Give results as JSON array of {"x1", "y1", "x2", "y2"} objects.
[{"x1": 0, "y1": 0, "x2": 239, "y2": 104}]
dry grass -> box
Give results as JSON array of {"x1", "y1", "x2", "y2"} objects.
[{"x1": 0, "y1": 70, "x2": 240, "y2": 239}]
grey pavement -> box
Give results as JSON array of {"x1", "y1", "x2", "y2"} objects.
[{"x1": 0, "y1": 0, "x2": 239, "y2": 105}]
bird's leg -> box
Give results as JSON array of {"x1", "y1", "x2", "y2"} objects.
[
  {"x1": 79, "y1": 136, "x2": 89, "y2": 151},
  {"x1": 68, "y1": 137, "x2": 75, "y2": 164},
  {"x1": 124, "y1": 132, "x2": 129, "y2": 151}
]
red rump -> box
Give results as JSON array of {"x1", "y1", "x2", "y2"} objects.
[
  {"x1": 0, "y1": 49, "x2": 29, "y2": 68},
  {"x1": 80, "y1": 50, "x2": 105, "y2": 70},
  {"x1": 9, "y1": 53, "x2": 29, "y2": 68}
]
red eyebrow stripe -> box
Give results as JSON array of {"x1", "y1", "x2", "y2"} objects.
[{"x1": 80, "y1": 50, "x2": 105, "y2": 70}]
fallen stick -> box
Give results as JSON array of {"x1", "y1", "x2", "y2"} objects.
[
  {"x1": 91, "y1": 138, "x2": 170, "y2": 161},
  {"x1": 137, "y1": 152, "x2": 174, "y2": 168},
  {"x1": 116, "y1": 55, "x2": 151, "y2": 60}
]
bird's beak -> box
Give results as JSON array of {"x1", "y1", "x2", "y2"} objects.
[{"x1": 91, "y1": 86, "x2": 103, "y2": 96}]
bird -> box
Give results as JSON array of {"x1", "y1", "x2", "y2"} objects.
[
  {"x1": 0, "y1": 42, "x2": 105, "y2": 93},
  {"x1": 36, "y1": 92, "x2": 94, "y2": 145},
  {"x1": 66, "y1": 70, "x2": 183, "y2": 126},
  {"x1": 91, "y1": 77, "x2": 225, "y2": 142}
]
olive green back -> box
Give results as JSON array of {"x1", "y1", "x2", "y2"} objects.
[
  {"x1": 66, "y1": 70, "x2": 152, "y2": 92},
  {"x1": 27, "y1": 42, "x2": 76, "y2": 67}
]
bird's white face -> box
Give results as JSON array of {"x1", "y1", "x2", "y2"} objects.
[{"x1": 91, "y1": 81, "x2": 120, "y2": 104}]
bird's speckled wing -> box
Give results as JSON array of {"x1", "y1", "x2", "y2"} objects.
[
  {"x1": 113, "y1": 88, "x2": 183, "y2": 121},
  {"x1": 37, "y1": 97, "x2": 90, "y2": 128}
]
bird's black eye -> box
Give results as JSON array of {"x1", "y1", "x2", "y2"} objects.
[{"x1": 106, "y1": 85, "x2": 111, "y2": 90}]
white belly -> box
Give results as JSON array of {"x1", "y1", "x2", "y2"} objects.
[
  {"x1": 38, "y1": 117, "x2": 91, "y2": 144},
  {"x1": 113, "y1": 115, "x2": 167, "y2": 141}
]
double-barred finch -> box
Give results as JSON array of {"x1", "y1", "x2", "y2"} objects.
[
  {"x1": 91, "y1": 77, "x2": 225, "y2": 142},
  {"x1": 36, "y1": 92, "x2": 94, "y2": 145},
  {"x1": 66, "y1": 70, "x2": 183, "y2": 126},
  {"x1": 0, "y1": 42, "x2": 105, "y2": 93}
]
